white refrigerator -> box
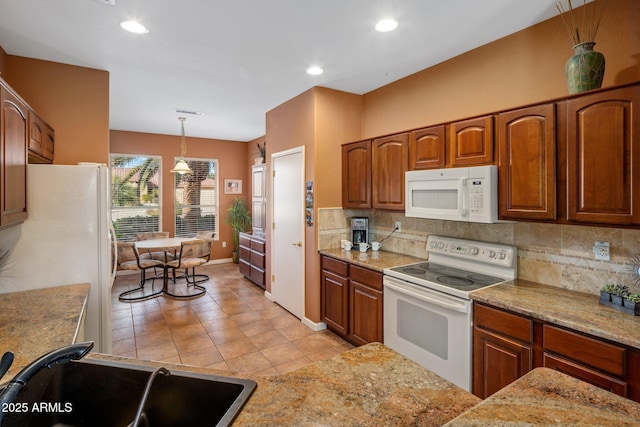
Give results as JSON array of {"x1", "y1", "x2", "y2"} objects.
[{"x1": 2, "y1": 163, "x2": 116, "y2": 353}]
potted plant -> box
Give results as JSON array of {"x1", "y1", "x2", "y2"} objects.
[
  {"x1": 611, "y1": 284, "x2": 630, "y2": 306},
  {"x1": 256, "y1": 141, "x2": 266, "y2": 164},
  {"x1": 600, "y1": 283, "x2": 616, "y2": 302},
  {"x1": 623, "y1": 293, "x2": 640, "y2": 315},
  {"x1": 225, "y1": 198, "x2": 251, "y2": 263}
]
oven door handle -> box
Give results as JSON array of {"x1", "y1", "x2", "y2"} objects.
[{"x1": 384, "y1": 280, "x2": 469, "y2": 313}]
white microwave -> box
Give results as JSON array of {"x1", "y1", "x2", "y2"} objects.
[{"x1": 405, "y1": 165, "x2": 498, "y2": 223}]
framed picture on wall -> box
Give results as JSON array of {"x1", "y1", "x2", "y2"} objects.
[{"x1": 224, "y1": 179, "x2": 242, "y2": 194}]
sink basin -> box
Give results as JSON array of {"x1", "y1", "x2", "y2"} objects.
[{"x1": 1, "y1": 358, "x2": 256, "y2": 426}]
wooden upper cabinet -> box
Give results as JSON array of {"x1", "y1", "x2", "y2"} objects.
[
  {"x1": 1, "y1": 83, "x2": 28, "y2": 227},
  {"x1": 565, "y1": 85, "x2": 640, "y2": 225},
  {"x1": 28, "y1": 110, "x2": 54, "y2": 163},
  {"x1": 498, "y1": 104, "x2": 556, "y2": 220},
  {"x1": 342, "y1": 140, "x2": 372, "y2": 209},
  {"x1": 409, "y1": 125, "x2": 446, "y2": 170},
  {"x1": 448, "y1": 115, "x2": 494, "y2": 166},
  {"x1": 372, "y1": 133, "x2": 408, "y2": 210}
]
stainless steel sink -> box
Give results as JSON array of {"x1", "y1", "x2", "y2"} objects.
[{"x1": 0, "y1": 358, "x2": 256, "y2": 426}]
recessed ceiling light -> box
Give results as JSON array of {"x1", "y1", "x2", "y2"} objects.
[
  {"x1": 375, "y1": 19, "x2": 399, "y2": 32},
  {"x1": 120, "y1": 20, "x2": 149, "y2": 34},
  {"x1": 306, "y1": 66, "x2": 324, "y2": 76}
]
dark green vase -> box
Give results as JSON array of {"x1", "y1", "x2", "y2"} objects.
[{"x1": 565, "y1": 42, "x2": 605, "y2": 94}]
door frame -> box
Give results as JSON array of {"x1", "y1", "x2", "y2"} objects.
[{"x1": 269, "y1": 145, "x2": 306, "y2": 319}]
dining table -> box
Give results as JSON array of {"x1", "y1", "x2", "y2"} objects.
[{"x1": 128, "y1": 237, "x2": 205, "y2": 300}]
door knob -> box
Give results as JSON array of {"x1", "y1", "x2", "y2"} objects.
[{"x1": 292, "y1": 242, "x2": 302, "y2": 247}]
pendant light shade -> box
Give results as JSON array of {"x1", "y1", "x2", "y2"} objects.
[{"x1": 171, "y1": 117, "x2": 193, "y2": 175}]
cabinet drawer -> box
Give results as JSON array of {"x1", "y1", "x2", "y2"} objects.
[
  {"x1": 350, "y1": 265, "x2": 383, "y2": 291},
  {"x1": 474, "y1": 304, "x2": 533, "y2": 344},
  {"x1": 543, "y1": 353, "x2": 627, "y2": 397},
  {"x1": 543, "y1": 325, "x2": 626, "y2": 377},
  {"x1": 250, "y1": 250, "x2": 265, "y2": 268},
  {"x1": 250, "y1": 238, "x2": 265, "y2": 253},
  {"x1": 239, "y1": 259, "x2": 251, "y2": 277},
  {"x1": 321, "y1": 256, "x2": 348, "y2": 276},
  {"x1": 239, "y1": 234, "x2": 251, "y2": 248},
  {"x1": 239, "y1": 246, "x2": 251, "y2": 262},
  {"x1": 250, "y1": 265, "x2": 265, "y2": 286}
]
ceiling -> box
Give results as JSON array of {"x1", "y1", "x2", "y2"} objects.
[{"x1": 0, "y1": 0, "x2": 565, "y2": 141}]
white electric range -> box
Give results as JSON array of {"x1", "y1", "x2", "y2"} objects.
[{"x1": 382, "y1": 235, "x2": 517, "y2": 391}]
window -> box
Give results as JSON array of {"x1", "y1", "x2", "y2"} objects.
[
  {"x1": 110, "y1": 154, "x2": 161, "y2": 242},
  {"x1": 174, "y1": 158, "x2": 218, "y2": 238}
]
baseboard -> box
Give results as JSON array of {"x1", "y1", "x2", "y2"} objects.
[
  {"x1": 264, "y1": 290, "x2": 273, "y2": 301},
  {"x1": 205, "y1": 258, "x2": 233, "y2": 265},
  {"x1": 302, "y1": 318, "x2": 327, "y2": 332}
]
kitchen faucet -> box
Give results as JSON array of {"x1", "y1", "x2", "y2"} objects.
[{"x1": 0, "y1": 342, "x2": 94, "y2": 424}]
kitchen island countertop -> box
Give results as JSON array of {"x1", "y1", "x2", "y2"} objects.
[
  {"x1": 0, "y1": 283, "x2": 90, "y2": 382},
  {"x1": 470, "y1": 279, "x2": 640, "y2": 350},
  {"x1": 444, "y1": 367, "x2": 640, "y2": 426},
  {"x1": 90, "y1": 342, "x2": 481, "y2": 426},
  {"x1": 319, "y1": 248, "x2": 424, "y2": 272}
]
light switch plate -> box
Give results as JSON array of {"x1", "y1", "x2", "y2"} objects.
[{"x1": 593, "y1": 241, "x2": 610, "y2": 261}]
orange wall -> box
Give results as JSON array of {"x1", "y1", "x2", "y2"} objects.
[
  {"x1": 110, "y1": 130, "x2": 248, "y2": 261},
  {"x1": 0, "y1": 46, "x2": 7, "y2": 78},
  {"x1": 5, "y1": 56, "x2": 109, "y2": 165},
  {"x1": 266, "y1": 87, "x2": 362, "y2": 322},
  {"x1": 362, "y1": 0, "x2": 640, "y2": 138}
]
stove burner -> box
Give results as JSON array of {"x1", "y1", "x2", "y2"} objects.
[
  {"x1": 437, "y1": 275, "x2": 474, "y2": 287},
  {"x1": 402, "y1": 267, "x2": 426, "y2": 275},
  {"x1": 467, "y1": 273, "x2": 499, "y2": 284},
  {"x1": 418, "y1": 263, "x2": 445, "y2": 271}
]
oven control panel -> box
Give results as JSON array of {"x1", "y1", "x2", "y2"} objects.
[{"x1": 427, "y1": 235, "x2": 515, "y2": 268}]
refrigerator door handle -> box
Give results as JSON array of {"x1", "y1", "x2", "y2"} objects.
[{"x1": 109, "y1": 223, "x2": 118, "y2": 286}]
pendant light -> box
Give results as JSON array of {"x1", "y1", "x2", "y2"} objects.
[{"x1": 170, "y1": 117, "x2": 193, "y2": 175}]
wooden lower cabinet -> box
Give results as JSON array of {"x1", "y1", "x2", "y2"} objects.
[
  {"x1": 238, "y1": 232, "x2": 266, "y2": 289},
  {"x1": 320, "y1": 254, "x2": 383, "y2": 346},
  {"x1": 473, "y1": 302, "x2": 638, "y2": 403},
  {"x1": 473, "y1": 328, "x2": 533, "y2": 398}
]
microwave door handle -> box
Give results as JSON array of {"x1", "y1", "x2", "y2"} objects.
[{"x1": 458, "y1": 178, "x2": 468, "y2": 216}]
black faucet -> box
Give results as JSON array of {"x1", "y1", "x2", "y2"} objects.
[{"x1": 0, "y1": 342, "x2": 94, "y2": 424}]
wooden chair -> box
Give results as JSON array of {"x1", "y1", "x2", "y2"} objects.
[
  {"x1": 163, "y1": 239, "x2": 212, "y2": 298},
  {"x1": 117, "y1": 242, "x2": 165, "y2": 302}
]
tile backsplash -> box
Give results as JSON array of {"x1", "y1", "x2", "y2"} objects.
[{"x1": 318, "y1": 208, "x2": 640, "y2": 296}]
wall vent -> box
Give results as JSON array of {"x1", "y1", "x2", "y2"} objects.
[{"x1": 176, "y1": 109, "x2": 205, "y2": 116}]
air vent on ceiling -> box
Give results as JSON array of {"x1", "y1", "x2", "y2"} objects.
[
  {"x1": 94, "y1": 0, "x2": 115, "y2": 6},
  {"x1": 176, "y1": 109, "x2": 205, "y2": 116}
]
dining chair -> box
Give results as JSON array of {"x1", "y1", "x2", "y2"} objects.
[
  {"x1": 163, "y1": 239, "x2": 212, "y2": 298},
  {"x1": 195, "y1": 230, "x2": 215, "y2": 240},
  {"x1": 116, "y1": 242, "x2": 165, "y2": 302}
]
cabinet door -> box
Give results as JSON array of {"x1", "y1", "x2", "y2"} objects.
[
  {"x1": 409, "y1": 125, "x2": 445, "y2": 170},
  {"x1": 1, "y1": 85, "x2": 28, "y2": 227},
  {"x1": 473, "y1": 327, "x2": 533, "y2": 398},
  {"x1": 28, "y1": 110, "x2": 44, "y2": 155},
  {"x1": 372, "y1": 133, "x2": 408, "y2": 210},
  {"x1": 498, "y1": 104, "x2": 556, "y2": 220},
  {"x1": 43, "y1": 122, "x2": 54, "y2": 161},
  {"x1": 348, "y1": 281, "x2": 383, "y2": 346},
  {"x1": 342, "y1": 140, "x2": 371, "y2": 208},
  {"x1": 321, "y1": 270, "x2": 349, "y2": 336},
  {"x1": 566, "y1": 85, "x2": 640, "y2": 224},
  {"x1": 448, "y1": 115, "x2": 494, "y2": 166}
]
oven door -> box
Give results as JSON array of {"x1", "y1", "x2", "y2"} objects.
[{"x1": 383, "y1": 275, "x2": 472, "y2": 391}]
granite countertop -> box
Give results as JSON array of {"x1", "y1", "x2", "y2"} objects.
[
  {"x1": 470, "y1": 279, "x2": 640, "y2": 350},
  {"x1": 91, "y1": 342, "x2": 481, "y2": 427},
  {"x1": 444, "y1": 367, "x2": 640, "y2": 426},
  {"x1": 0, "y1": 283, "x2": 90, "y2": 382},
  {"x1": 319, "y1": 248, "x2": 424, "y2": 272}
]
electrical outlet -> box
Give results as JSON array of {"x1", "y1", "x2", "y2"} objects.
[
  {"x1": 222, "y1": 241, "x2": 227, "y2": 248},
  {"x1": 593, "y1": 241, "x2": 610, "y2": 261},
  {"x1": 395, "y1": 221, "x2": 402, "y2": 232}
]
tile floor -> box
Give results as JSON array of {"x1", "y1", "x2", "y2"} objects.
[{"x1": 111, "y1": 262, "x2": 354, "y2": 376}]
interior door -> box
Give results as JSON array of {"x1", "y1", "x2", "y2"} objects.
[{"x1": 271, "y1": 147, "x2": 305, "y2": 319}]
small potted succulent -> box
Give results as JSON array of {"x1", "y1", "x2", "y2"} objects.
[
  {"x1": 612, "y1": 284, "x2": 631, "y2": 306},
  {"x1": 600, "y1": 283, "x2": 616, "y2": 303},
  {"x1": 623, "y1": 293, "x2": 640, "y2": 315}
]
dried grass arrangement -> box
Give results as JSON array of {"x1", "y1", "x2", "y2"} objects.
[{"x1": 556, "y1": 0, "x2": 608, "y2": 45}]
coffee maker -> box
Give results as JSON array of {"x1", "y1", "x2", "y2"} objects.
[{"x1": 351, "y1": 217, "x2": 369, "y2": 244}]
